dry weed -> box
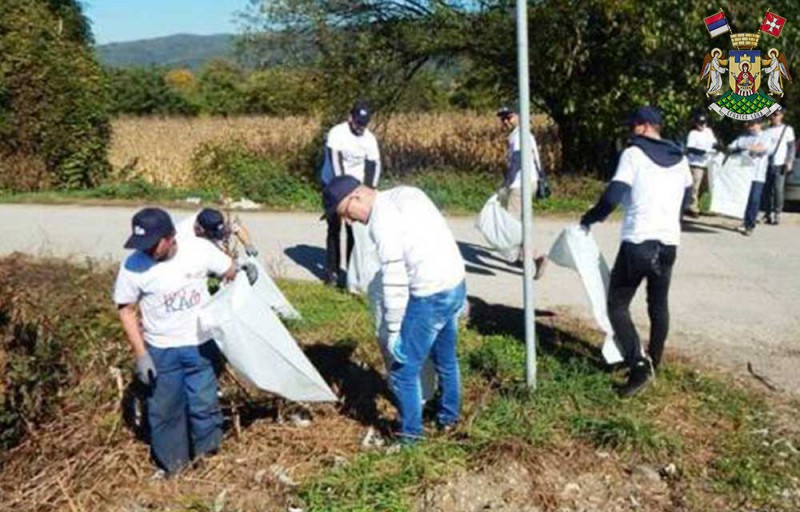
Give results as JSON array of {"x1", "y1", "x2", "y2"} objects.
[{"x1": 109, "y1": 113, "x2": 558, "y2": 188}]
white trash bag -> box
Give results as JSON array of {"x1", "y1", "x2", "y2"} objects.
[
  {"x1": 709, "y1": 153, "x2": 752, "y2": 219},
  {"x1": 198, "y1": 271, "x2": 336, "y2": 402},
  {"x1": 548, "y1": 226, "x2": 624, "y2": 365},
  {"x1": 348, "y1": 223, "x2": 437, "y2": 401},
  {"x1": 476, "y1": 193, "x2": 522, "y2": 262},
  {"x1": 347, "y1": 223, "x2": 381, "y2": 296},
  {"x1": 245, "y1": 257, "x2": 302, "y2": 320}
]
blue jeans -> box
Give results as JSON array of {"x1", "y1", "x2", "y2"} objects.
[
  {"x1": 744, "y1": 181, "x2": 765, "y2": 229},
  {"x1": 146, "y1": 340, "x2": 223, "y2": 473},
  {"x1": 389, "y1": 281, "x2": 466, "y2": 440}
]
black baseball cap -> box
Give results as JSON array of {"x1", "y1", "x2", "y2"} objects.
[
  {"x1": 350, "y1": 100, "x2": 371, "y2": 127},
  {"x1": 626, "y1": 106, "x2": 663, "y2": 126},
  {"x1": 196, "y1": 208, "x2": 226, "y2": 240},
  {"x1": 124, "y1": 207, "x2": 175, "y2": 251},
  {"x1": 692, "y1": 111, "x2": 709, "y2": 124},
  {"x1": 322, "y1": 175, "x2": 361, "y2": 219},
  {"x1": 496, "y1": 106, "x2": 515, "y2": 120}
]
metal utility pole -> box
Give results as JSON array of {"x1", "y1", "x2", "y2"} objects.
[{"x1": 516, "y1": 0, "x2": 537, "y2": 389}]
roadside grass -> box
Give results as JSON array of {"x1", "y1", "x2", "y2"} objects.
[
  {"x1": 0, "y1": 179, "x2": 218, "y2": 207},
  {"x1": 0, "y1": 170, "x2": 601, "y2": 216},
  {"x1": 1, "y1": 258, "x2": 797, "y2": 511},
  {"x1": 275, "y1": 282, "x2": 800, "y2": 512}
]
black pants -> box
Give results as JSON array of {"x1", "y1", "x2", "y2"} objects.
[
  {"x1": 608, "y1": 241, "x2": 677, "y2": 370},
  {"x1": 326, "y1": 215, "x2": 354, "y2": 278}
]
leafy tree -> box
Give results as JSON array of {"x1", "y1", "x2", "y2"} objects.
[
  {"x1": 241, "y1": 0, "x2": 800, "y2": 175},
  {"x1": 239, "y1": 0, "x2": 469, "y2": 123},
  {"x1": 164, "y1": 68, "x2": 198, "y2": 95},
  {"x1": 198, "y1": 59, "x2": 248, "y2": 116},
  {"x1": 107, "y1": 67, "x2": 200, "y2": 116},
  {"x1": 0, "y1": 0, "x2": 110, "y2": 190},
  {"x1": 244, "y1": 68, "x2": 323, "y2": 116}
]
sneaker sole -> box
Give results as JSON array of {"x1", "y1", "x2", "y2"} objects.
[{"x1": 619, "y1": 375, "x2": 654, "y2": 398}]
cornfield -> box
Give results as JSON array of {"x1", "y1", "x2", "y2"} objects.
[{"x1": 109, "y1": 113, "x2": 559, "y2": 188}]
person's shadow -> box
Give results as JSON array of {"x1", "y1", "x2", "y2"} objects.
[
  {"x1": 457, "y1": 241, "x2": 522, "y2": 277},
  {"x1": 284, "y1": 244, "x2": 327, "y2": 280},
  {"x1": 467, "y1": 295, "x2": 608, "y2": 372},
  {"x1": 681, "y1": 218, "x2": 738, "y2": 234}
]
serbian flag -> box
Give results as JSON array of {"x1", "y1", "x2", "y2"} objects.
[
  {"x1": 761, "y1": 11, "x2": 787, "y2": 38},
  {"x1": 704, "y1": 11, "x2": 730, "y2": 38}
]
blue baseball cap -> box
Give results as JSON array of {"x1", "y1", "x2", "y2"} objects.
[
  {"x1": 124, "y1": 207, "x2": 175, "y2": 251},
  {"x1": 197, "y1": 208, "x2": 226, "y2": 240},
  {"x1": 350, "y1": 100, "x2": 371, "y2": 127},
  {"x1": 322, "y1": 175, "x2": 361, "y2": 219},
  {"x1": 627, "y1": 106, "x2": 663, "y2": 126}
]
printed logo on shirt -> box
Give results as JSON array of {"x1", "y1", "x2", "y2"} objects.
[
  {"x1": 163, "y1": 288, "x2": 203, "y2": 314},
  {"x1": 700, "y1": 10, "x2": 791, "y2": 121}
]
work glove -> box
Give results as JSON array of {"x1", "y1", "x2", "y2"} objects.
[
  {"x1": 135, "y1": 352, "x2": 157, "y2": 387},
  {"x1": 244, "y1": 244, "x2": 259, "y2": 258},
  {"x1": 386, "y1": 331, "x2": 406, "y2": 364},
  {"x1": 240, "y1": 262, "x2": 259, "y2": 285}
]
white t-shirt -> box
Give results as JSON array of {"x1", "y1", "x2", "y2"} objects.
[
  {"x1": 113, "y1": 237, "x2": 233, "y2": 349},
  {"x1": 765, "y1": 124, "x2": 796, "y2": 166},
  {"x1": 320, "y1": 122, "x2": 381, "y2": 185},
  {"x1": 175, "y1": 211, "x2": 200, "y2": 240},
  {"x1": 729, "y1": 132, "x2": 771, "y2": 182},
  {"x1": 507, "y1": 126, "x2": 541, "y2": 189},
  {"x1": 613, "y1": 146, "x2": 692, "y2": 246},
  {"x1": 685, "y1": 127, "x2": 717, "y2": 168},
  {"x1": 368, "y1": 187, "x2": 465, "y2": 334}
]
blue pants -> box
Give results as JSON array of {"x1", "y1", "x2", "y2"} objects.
[
  {"x1": 146, "y1": 340, "x2": 223, "y2": 473},
  {"x1": 389, "y1": 281, "x2": 466, "y2": 440},
  {"x1": 744, "y1": 181, "x2": 765, "y2": 229}
]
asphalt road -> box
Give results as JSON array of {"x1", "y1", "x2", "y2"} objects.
[{"x1": 3, "y1": 203, "x2": 799, "y2": 393}]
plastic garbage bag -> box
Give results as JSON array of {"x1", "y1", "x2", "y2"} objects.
[
  {"x1": 347, "y1": 223, "x2": 437, "y2": 401},
  {"x1": 548, "y1": 226, "x2": 623, "y2": 365},
  {"x1": 475, "y1": 193, "x2": 522, "y2": 262},
  {"x1": 198, "y1": 270, "x2": 336, "y2": 402},
  {"x1": 245, "y1": 257, "x2": 302, "y2": 320},
  {"x1": 347, "y1": 223, "x2": 381, "y2": 296},
  {"x1": 709, "y1": 153, "x2": 752, "y2": 219}
]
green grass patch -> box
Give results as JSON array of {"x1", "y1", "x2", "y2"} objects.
[
  {"x1": 0, "y1": 179, "x2": 218, "y2": 205},
  {"x1": 276, "y1": 281, "x2": 800, "y2": 510}
]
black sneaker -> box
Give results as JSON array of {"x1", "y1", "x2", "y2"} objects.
[
  {"x1": 618, "y1": 362, "x2": 654, "y2": 398},
  {"x1": 324, "y1": 271, "x2": 339, "y2": 287}
]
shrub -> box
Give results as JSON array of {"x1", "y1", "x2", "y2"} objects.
[
  {"x1": 0, "y1": 0, "x2": 110, "y2": 190},
  {"x1": 192, "y1": 141, "x2": 319, "y2": 209}
]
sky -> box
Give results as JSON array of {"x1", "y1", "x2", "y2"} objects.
[{"x1": 83, "y1": 0, "x2": 250, "y2": 44}]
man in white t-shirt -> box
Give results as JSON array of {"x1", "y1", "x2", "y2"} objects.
[
  {"x1": 581, "y1": 106, "x2": 692, "y2": 397},
  {"x1": 176, "y1": 208, "x2": 259, "y2": 257},
  {"x1": 320, "y1": 101, "x2": 382, "y2": 287},
  {"x1": 684, "y1": 111, "x2": 718, "y2": 217},
  {"x1": 728, "y1": 120, "x2": 770, "y2": 235},
  {"x1": 496, "y1": 107, "x2": 546, "y2": 277},
  {"x1": 763, "y1": 110, "x2": 796, "y2": 225},
  {"x1": 322, "y1": 176, "x2": 466, "y2": 442},
  {"x1": 114, "y1": 207, "x2": 236, "y2": 474}
]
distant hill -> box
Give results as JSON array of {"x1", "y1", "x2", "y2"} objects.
[{"x1": 96, "y1": 34, "x2": 236, "y2": 70}]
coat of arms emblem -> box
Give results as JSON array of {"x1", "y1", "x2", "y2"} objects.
[{"x1": 700, "y1": 10, "x2": 791, "y2": 120}]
